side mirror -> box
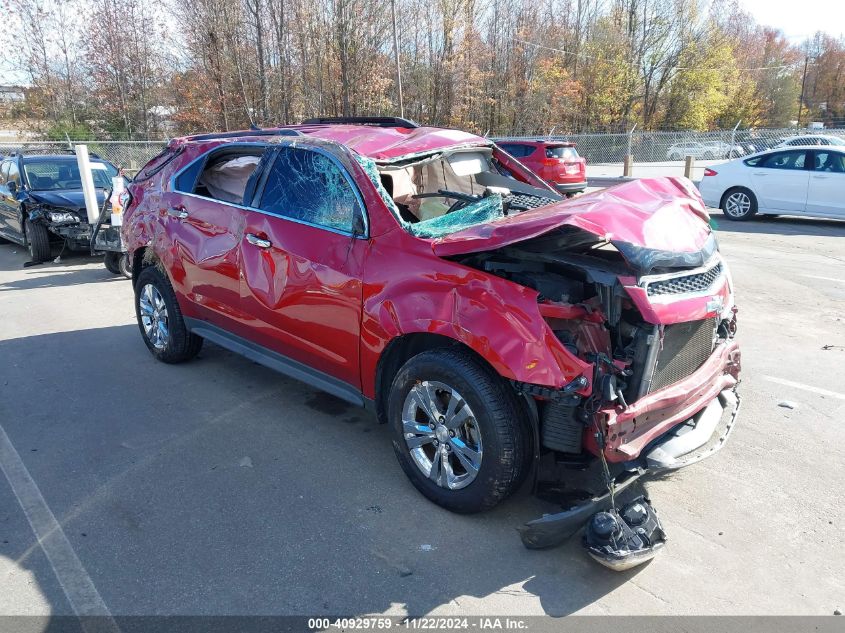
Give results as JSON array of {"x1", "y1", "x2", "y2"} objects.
[{"x1": 7, "y1": 181, "x2": 17, "y2": 194}]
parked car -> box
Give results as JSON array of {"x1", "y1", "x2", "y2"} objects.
[
  {"x1": 699, "y1": 146, "x2": 845, "y2": 220},
  {"x1": 774, "y1": 134, "x2": 845, "y2": 148},
  {"x1": 0, "y1": 152, "x2": 130, "y2": 274},
  {"x1": 122, "y1": 117, "x2": 741, "y2": 516},
  {"x1": 495, "y1": 139, "x2": 586, "y2": 194},
  {"x1": 666, "y1": 141, "x2": 741, "y2": 160}
]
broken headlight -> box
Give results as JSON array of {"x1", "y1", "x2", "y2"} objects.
[{"x1": 48, "y1": 211, "x2": 80, "y2": 224}]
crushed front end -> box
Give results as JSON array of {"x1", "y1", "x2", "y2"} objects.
[{"x1": 438, "y1": 178, "x2": 742, "y2": 554}]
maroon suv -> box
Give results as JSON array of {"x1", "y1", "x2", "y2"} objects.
[
  {"x1": 496, "y1": 139, "x2": 587, "y2": 194},
  {"x1": 122, "y1": 117, "x2": 740, "y2": 527}
]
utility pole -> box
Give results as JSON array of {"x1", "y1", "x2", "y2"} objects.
[
  {"x1": 797, "y1": 54, "x2": 809, "y2": 128},
  {"x1": 391, "y1": 0, "x2": 404, "y2": 118}
]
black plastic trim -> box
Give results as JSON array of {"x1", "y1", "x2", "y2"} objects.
[{"x1": 184, "y1": 318, "x2": 365, "y2": 407}]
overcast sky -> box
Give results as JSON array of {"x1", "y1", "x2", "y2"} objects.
[
  {"x1": 736, "y1": 0, "x2": 844, "y2": 41},
  {"x1": 1, "y1": 0, "x2": 843, "y2": 86}
]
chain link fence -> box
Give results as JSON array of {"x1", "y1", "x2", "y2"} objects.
[
  {"x1": 494, "y1": 127, "x2": 845, "y2": 179},
  {"x1": 0, "y1": 140, "x2": 168, "y2": 174},
  {"x1": 3, "y1": 129, "x2": 845, "y2": 180}
]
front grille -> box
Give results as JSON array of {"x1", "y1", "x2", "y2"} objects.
[
  {"x1": 650, "y1": 319, "x2": 717, "y2": 393},
  {"x1": 647, "y1": 262, "x2": 722, "y2": 297}
]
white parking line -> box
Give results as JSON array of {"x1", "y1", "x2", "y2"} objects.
[
  {"x1": 800, "y1": 274, "x2": 845, "y2": 284},
  {"x1": 0, "y1": 423, "x2": 119, "y2": 632},
  {"x1": 762, "y1": 376, "x2": 845, "y2": 401}
]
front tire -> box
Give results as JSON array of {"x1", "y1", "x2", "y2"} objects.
[
  {"x1": 720, "y1": 187, "x2": 758, "y2": 221},
  {"x1": 25, "y1": 219, "x2": 51, "y2": 263},
  {"x1": 387, "y1": 347, "x2": 531, "y2": 513},
  {"x1": 134, "y1": 265, "x2": 203, "y2": 363}
]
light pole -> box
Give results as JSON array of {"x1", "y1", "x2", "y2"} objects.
[{"x1": 391, "y1": 0, "x2": 404, "y2": 118}]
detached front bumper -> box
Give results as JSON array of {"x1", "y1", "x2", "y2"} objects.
[{"x1": 519, "y1": 384, "x2": 741, "y2": 549}]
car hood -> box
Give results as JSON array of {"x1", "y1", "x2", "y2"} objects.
[
  {"x1": 27, "y1": 189, "x2": 106, "y2": 210},
  {"x1": 429, "y1": 177, "x2": 714, "y2": 273}
]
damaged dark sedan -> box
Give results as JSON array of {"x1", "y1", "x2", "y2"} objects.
[{"x1": 0, "y1": 152, "x2": 126, "y2": 271}]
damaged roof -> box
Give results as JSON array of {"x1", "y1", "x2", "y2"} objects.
[{"x1": 173, "y1": 124, "x2": 489, "y2": 162}]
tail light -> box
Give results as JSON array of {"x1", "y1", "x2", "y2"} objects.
[
  {"x1": 542, "y1": 158, "x2": 562, "y2": 166},
  {"x1": 704, "y1": 168, "x2": 718, "y2": 176}
]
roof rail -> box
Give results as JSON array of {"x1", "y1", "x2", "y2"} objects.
[
  {"x1": 182, "y1": 128, "x2": 304, "y2": 142},
  {"x1": 301, "y1": 116, "x2": 419, "y2": 129},
  {"x1": 11, "y1": 148, "x2": 103, "y2": 159}
]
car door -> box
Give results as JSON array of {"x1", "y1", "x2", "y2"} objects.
[
  {"x1": 0, "y1": 160, "x2": 23, "y2": 238},
  {"x1": 749, "y1": 150, "x2": 810, "y2": 213},
  {"x1": 239, "y1": 144, "x2": 367, "y2": 388},
  {"x1": 0, "y1": 161, "x2": 10, "y2": 235},
  {"x1": 165, "y1": 144, "x2": 271, "y2": 334},
  {"x1": 806, "y1": 150, "x2": 845, "y2": 218}
]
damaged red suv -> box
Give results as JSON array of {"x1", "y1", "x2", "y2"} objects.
[{"x1": 122, "y1": 117, "x2": 740, "y2": 525}]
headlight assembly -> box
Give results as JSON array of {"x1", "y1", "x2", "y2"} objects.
[{"x1": 48, "y1": 211, "x2": 79, "y2": 224}]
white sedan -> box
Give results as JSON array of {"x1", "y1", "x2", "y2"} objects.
[{"x1": 697, "y1": 146, "x2": 845, "y2": 221}]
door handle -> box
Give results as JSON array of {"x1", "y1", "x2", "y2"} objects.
[
  {"x1": 246, "y1": 233, "x2": 272, "y2": 249},
  {"x1": 812, "y1": 175, "x2": 829, "y2": 179},
  {"x1": 167, "y1": 207, "x2": 189, "y2": 219},
  {"x1": 752, "y1": 172, "x2": 768, "y2": 176}
]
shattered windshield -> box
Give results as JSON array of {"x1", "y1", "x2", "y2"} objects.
[
  {"x1": 357, "y1": 148, "x2": 560, "y2": 239},
  {"x1": 24, "y1": 160, "x2": 118, "y2": 190}
]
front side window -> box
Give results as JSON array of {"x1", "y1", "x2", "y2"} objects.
[
  {"x1": 258, "y1": 147, "x2": 362, "y2": 233},
  {"x1": 759, "y1": 151, "x2": 806, "y2": 170},
  {"x1": 6, "y1": 161, "x2": 20, "y2": 186},
  {"x1": 813, "y1": 151, "x2": 845, "y2": 173}
]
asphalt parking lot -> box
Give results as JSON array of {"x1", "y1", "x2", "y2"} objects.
[{"x1": 1, "y1": 212, "x2": 844, "y2": 618}]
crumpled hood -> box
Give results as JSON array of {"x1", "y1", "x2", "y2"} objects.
[
  {"x1": 429, "y1": 178, "x2": 713, "y2": 268},
  {"x1": 27, "y1": 189, "x2": 106, "y2": 211}
]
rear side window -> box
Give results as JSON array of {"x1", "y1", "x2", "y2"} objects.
[
  {"x1": 258, "y1": 147, "x2": 362, "y2": 233},
  {"x1": 175, "y1": 146, "x2": 268, "y2": 205},
  {"x1": 545, "y1": 146, "x2": 578, "y2": 160},
  {"x1": 0, "y1": 161, "x2": 8, "y2": 185},
  {"x1": 499, "y1": 143, "x2": 533, "y2": 158}
]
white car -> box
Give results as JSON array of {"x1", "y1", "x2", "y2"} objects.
[
  {"x1": 666, "y1": 141, "x2": 741, "y2": 161},
  {"x1": 774, "y1": 134, "x2": 845, "y2": 148},
  {"x1": 698, "y1": 146, "x2": 845, "y2": 220}
]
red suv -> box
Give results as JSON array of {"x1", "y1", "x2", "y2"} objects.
[
  {"x1": 122, "y1": 117, "x2": 740, "y2": 520},
  {"x1": 496, "y1": 139, "x2": 587, "y2": 195}
]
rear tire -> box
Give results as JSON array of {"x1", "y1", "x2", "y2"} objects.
[
  {"x1": 134, "y1": 265, "x2": 203, "y2": 363},
  {"x1": 25, "y1": 219, "x2": 51, "y2": 263},
  {"x1": 104, "y1": 252, "x2": 132, "y2": 278},
  {"x1": 720, "y1": 187, "x2": 758, "y2": 221},
  {"x1": 387, "y1": 347, "x2": 532, "y2": 513}
]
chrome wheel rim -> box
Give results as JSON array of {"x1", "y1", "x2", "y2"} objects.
[
  {"x1": 402, "y1": 381, "x2": 483, "y2": 490},
  {"x1": 724, "y1": 192, "x2": 751, "y2": 217},
  {"x1": 139, "y1": 283, "x2": 169, "y2": 350}
]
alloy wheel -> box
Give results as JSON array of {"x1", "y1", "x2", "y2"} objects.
[
  {"x1": 724, "y1": 191, "x2": 751, "y2": 218},
  {"x1": 139, "y1": 283, "x2": 169, "y2": 350},
  {"x1": 402, "y1": 381, "x2": 483, "y2": 490}
]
